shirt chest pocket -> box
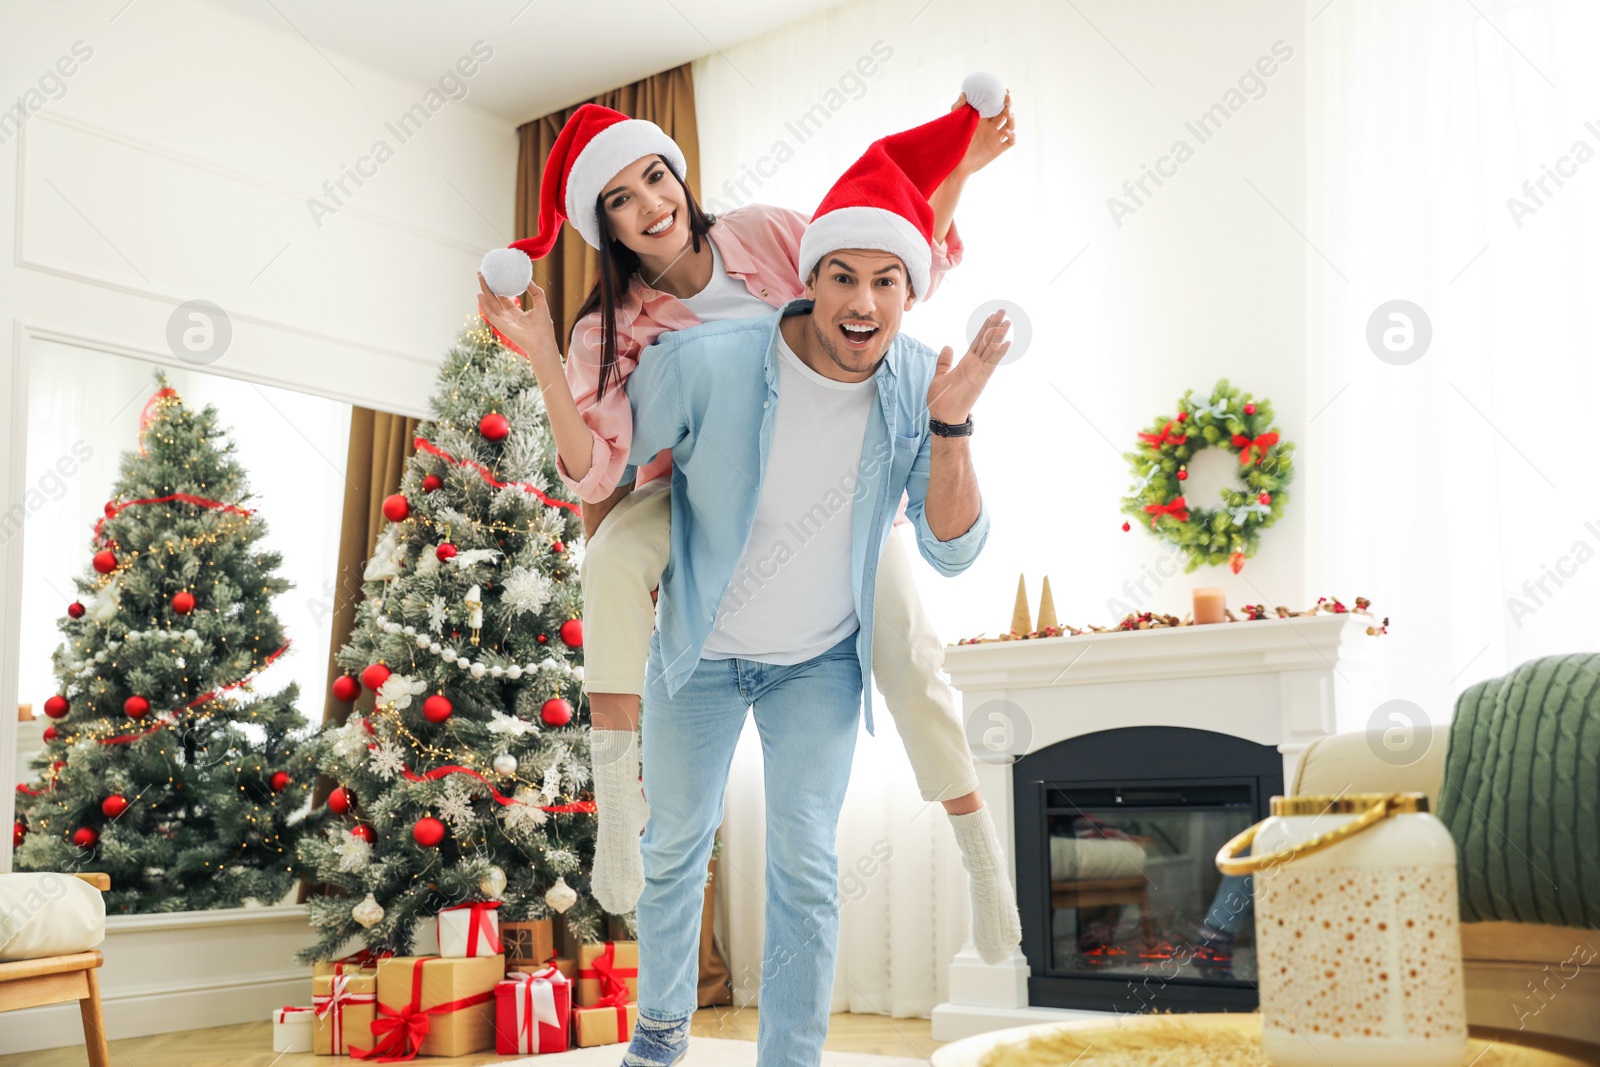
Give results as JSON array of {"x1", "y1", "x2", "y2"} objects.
[{"x1": 889, "y1": 429, "x2": 922, "y2": 491}]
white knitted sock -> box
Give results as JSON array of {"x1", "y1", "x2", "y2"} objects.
[
  {"x1": 949, "y1": 806, "x2": 1022, "y2": 965},
  {"x1": 590, "y1": 728, "x2": 649, "y2": 915}
]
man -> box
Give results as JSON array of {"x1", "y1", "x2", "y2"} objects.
[{"x1": 617, "y1": 99, "x2": 1011, "y2": 1067}]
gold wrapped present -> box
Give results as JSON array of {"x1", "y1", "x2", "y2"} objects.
[
  {"x1": 357, "y1": 954, "x2": 502, "y2": 1059},
  {"x1": 574, "y1": 1002, "x2": 638, "y2": 1047},
  {"x1": 311, "y1": 973, "x2": 375, "y2": 1056},
  {"x1": 576, "y1": 940, "x2": 638, "y2": 1008}
]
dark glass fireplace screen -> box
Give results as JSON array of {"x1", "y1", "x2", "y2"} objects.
[{"x1": 1047, "y1": 783, "x2": 1256, "y2": 984}]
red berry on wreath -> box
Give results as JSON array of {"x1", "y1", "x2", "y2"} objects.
[
  {"x1": 436, "y1": 543, "x2": 457, "y2": 562},
  {"x1": 382, "y1": 493, "x2": 410, "y2": 522},
  {"x1": 332, "y1": 675, "x2": 361, "y2": 702},
  {"x1": 1176, "y1": 467, "x2": 1188, "y2": 481},
  {"x1": 328, "y1": 786, "x2": 351, "y2": 814},
  {"x1": 423, "y1": 694, "x2": 453, "y2": 723},
  {"x1": 1244, "y1": 402, "x2": 1257, "y2": 415},
  {"x1": 422, "y1": 474, "x2": 443, "y2": 493},
  {"x1": 551, "y1": 540, "x2": 565, "y2": 554},
  {"x1": 124, "y1": 695, "x2": 150, "y2": 719},
  {"x1": 172, "y1": 590, "x2": 196, "y2": 614},
  {"x1": 1259, "y1": 493, "x2": 1271, "y2": 505},
  {"x1": 101, "y1": 795, "x2": 129, "y2": 818},
  {"x1": 44, "y1": 695, "x2": 69, "y2": 719},
  {"x1": 270, "y1": 771, "x2": 291, "y2": 793},
  {"x1": 559, "y1": 618, "x2": 583, "y2": 648},
  {"x1": 1176, "y1": 411, "x2": 1188, "y2": 422},
  {"x1": 1121, "y1": 521, "x2": 1131, "y2": 532},
  {"x1": 72, "y1": 827, "x2": 99, "y2": 849},
  {"x1": 360, "y1": 663, "x2": 391, "y2": 692},
  {"x1": 540, "y1": 697, "x2": 573, "y2": 727},
  {"x1": 413, "y1": 816, "x2": 446, "y2": 848},
  {"x1": 42, "y1": 726, "x2": 58, "y2": 742},
  {"x1": 67, "y1": 601, "x2": 85, "y2": 619},
  {"x1": 479, "y1": 412, "x2": 510, "y2": 441},
  {"x1": 93, "y1": 550, "x2": 117, "y2": 574},
  {"x1": 350, "y1": 824, "x2": 375, "y2": 844},
  {"x1": 12, "y1": 822, "x2": 24, "y2": 848}
]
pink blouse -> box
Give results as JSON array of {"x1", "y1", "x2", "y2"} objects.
[{"x1": 555, "y1": 202, "x2": 964, "y2": 503}]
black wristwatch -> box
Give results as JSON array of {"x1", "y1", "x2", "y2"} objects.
[{"x1": 929, "y1": 414, "x2": 974, "y2": 437}]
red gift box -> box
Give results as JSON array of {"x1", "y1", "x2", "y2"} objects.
[{"x1": 494, "y1": 964, "x2": 572, "y2": 1055}]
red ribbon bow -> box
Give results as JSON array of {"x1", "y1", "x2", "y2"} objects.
[
  {"x1": 581, "y1": 941, "x2": 636, "y2": 1009},
  {"x1": 1138, "y1": 420, "x2": 1188, "y2": 450},
  {"x1": 1143, "y1": 496, "x2": 1190, "y2": 528},
  {"x1": 1230, "y1": 431, "x2": 1279, "y2": 466}
]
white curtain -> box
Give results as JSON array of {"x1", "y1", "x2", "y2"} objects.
[{"x1": 1304, "y1": 0, "x2": 1595, "y2": 727}]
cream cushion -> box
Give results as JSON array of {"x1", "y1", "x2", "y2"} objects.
[{"x1": 0, "y1": 872, "x2": 106, "y2": 961}]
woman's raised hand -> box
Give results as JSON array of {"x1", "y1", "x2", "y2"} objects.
[{"x1": 477, "y1": 271, "x2": 560, "y2": 366}]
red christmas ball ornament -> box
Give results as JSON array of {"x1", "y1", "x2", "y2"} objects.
[
  {"x1": 422, "y1": 694, "x2": 454, "y2": 723},
  {"x1": 332, "y1": 675, "x2": 361, "y2": 702},
  {"x1": 360, "y1": 663, "x2": 391, "y2": 692},
  {"x1": 1259, "y1": 493, "x2": 1271, "y2": 505},
  {"x1": 559, "y1": 618, "x2": 583, "y2": 648},
  {"x1": 478, "y1": 412, "x2": 510, "y2": 441},
  {"x1": 381, "y1": 493, "x2": 410, "y2": 522},
  {"x1": 551, "y1": 540, "x2": 566, "y2": 554},
  {"x1": 123, "y1": 695, "x2": 150, "y2": 720},
  {"x1": 270, "y1": 771, "x2": 291, "y2": 793},
  {"x1": 1176, "y1": 467, "x2": 1188, "y2": 481},
  {"x1": 67, "y1": 601, "x2": 85, "y2": 619},
  {"x1": 421, "y1": 474, "x2": 443, "y2": 493},
  {"x1": 435, "y1": 543, "x2": 457, "y2": 562},
  {"x1": 72, "y1": 827, "x2": 99, "y2": 849},
  {"x1": 350, "y1": 824, "x2": 375, "y2": 844},
  {"x1": 42, "y1": 726, "x2": 58, "y2": 742},
  {"x1": 101, "y1": 795, "x2": 129, "y2": 818},
  {"x1": 43, "y1": 695, "x2": 69, "y2": 719},
  {"x1": 328, "y1": 786, "x2": 351, "y2": 815},
  {"x1": 1244, "y1": 402, "x2": 1257, "y2": 415},
  {"x1": 12, "y1": 822, "x2": 24, "y2": 848},
  {"x1": 536, "y1": 633, "x2": 548, "y2": 645},
  {"x1": 92, "y1": 550, "x2": 117, "y2": 574},
  {"x1": 540, "y1": 697, "x2": 573, "y2": 727},
  {"x1": 412, "y1": 816, "x2": 446, "y2": 848},
  {"x1": 1121, "y1": 521, "x2": 1131, "y2": 532},
  {"x1": 172, "y1": 590, "x2": 196, "y2": 615}
]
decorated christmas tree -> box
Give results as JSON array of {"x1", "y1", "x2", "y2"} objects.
[
  {"x1": 13, "y1": 376, "x2": 314, "y2": 913},
  {"x1": 297, "y1": 321, "x2": 601, "y2": 962}
]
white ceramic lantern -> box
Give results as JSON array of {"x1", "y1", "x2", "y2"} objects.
[{"x1": 1217, "y1": 793, "x2": 1467, "y2": 1067}]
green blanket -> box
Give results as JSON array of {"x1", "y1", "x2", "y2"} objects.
[{"x1": 1439, "y1": 653, "x2": 1600, "y2": 927}]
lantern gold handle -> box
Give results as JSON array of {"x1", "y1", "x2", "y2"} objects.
[{"x1": 1215, "y1": 794, "x2": 1402, "y2": 877}]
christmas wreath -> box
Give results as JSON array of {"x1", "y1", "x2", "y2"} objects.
[{"x1": 1120, "y1": 379, "x2": 1294, "y2": 572}]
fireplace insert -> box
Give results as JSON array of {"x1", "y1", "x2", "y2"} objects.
[{"x1": 1013, "y1": 725, "x2": 1284, "y2": 1014}]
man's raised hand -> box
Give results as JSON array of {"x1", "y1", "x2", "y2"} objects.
[{"x1": 927, "y1": 309, "x2": 1011, "y2": 426}]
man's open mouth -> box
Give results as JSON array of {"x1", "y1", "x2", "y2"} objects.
[
  {"x1": 643, "y1": 212, "x2": 676, "y2": 237},
  {"x1": 838, "y1": 321, "x2": 879, "y2": 349}
]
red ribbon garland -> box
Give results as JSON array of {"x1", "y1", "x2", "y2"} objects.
[
  {"x1": 1230, "y1": 431, "x2": 1280, "y2": 466},
  {"x1": 1137, "y1": 420, "x2": 1188, "y2": 450},
  {"x1": 382, "y1": 758, "x2": 596, "y2": 813},
  {"x1": 1143, "y1": 496, "x2": 1190, "y2": 528},
  {"x1": 351, "y1": 957, "x2": 494, "y2": 1062},
  {"x1": 94, "y1": 492, "x2": 255, "y2": 545},
  {"x1": 95, "y1": 643, "x2": 292, "y2": 746},
  {"x1": 412, "y1": 436, "x2": 580, "y2": 516}
]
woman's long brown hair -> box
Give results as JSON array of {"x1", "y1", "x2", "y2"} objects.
[{"x1": 577, "y1": 155, "x2": 716, "y2": 402}]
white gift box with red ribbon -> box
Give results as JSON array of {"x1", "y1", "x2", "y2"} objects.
[
  {"x1": 493, "y1": 964, "x2": 572, "y2": 1054},
  {"x1": 272, "y1": 1005, "x2": 315, "y2": 1052},
  {"x1": 436, "y1": 899, "x2": 502, "y2": 958}
]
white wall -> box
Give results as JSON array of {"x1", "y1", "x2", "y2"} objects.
[{"x1": 0, "y1": 0, "x2": 520, "y2": 867}]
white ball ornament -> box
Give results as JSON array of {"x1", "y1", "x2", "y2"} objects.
[
  {"x1": 961, "y1": 70, "x2": 1007, "y2": 118},
  {"x1": 185, "y1": 628, "x2": 199, "y2": 641},
  {"x1": 490, "y1": 666, "x2": 504, "y2": 678},
  {"x1": 352, "y1": 892, "x2": 385, "y2": 928},
  {"x1": 544, "y1": 875, "x2": 577, "y2": 914},
  {"x1": 480, "y1": 247, "x2": 533, "y2": 299},
  {"x1": 506, "y1": 666, "x2": 523, "y2": 680},
  {"x1": 469, "y1": 663, "x2": 487, "y2": 680},
  {"x1": 571, "y1": 665, "x2": 584, "y2": 682},
  {"x1": 416, "y1": 634, "x2": 431, "y2": 649},
  {"x1": 492, "y1": 752, "x2": 518, "y2": 775}
]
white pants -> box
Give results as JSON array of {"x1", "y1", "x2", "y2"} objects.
[{"x1": 579, "y1": 478, "x2": 981, "y2": 802}]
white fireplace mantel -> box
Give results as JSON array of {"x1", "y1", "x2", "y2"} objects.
[{"x1": 930, "y1": 612, "x2": 1384, "y2": 1041}]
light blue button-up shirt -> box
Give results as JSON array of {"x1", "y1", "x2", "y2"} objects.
[{"x1": 624, "y1": 299, "x2": 990, "y2": 734}]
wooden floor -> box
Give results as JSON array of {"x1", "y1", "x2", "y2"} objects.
[{"x1": 0, "y1": 1007, "x2": 943, "y2": 1066}]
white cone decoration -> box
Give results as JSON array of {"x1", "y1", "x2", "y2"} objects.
[
  {"x1": 544, "y1": 875, "x2": 577, "y2": 914},
  {"x1": 352, "y1": 892, "x2": 385, "y2": 928}
]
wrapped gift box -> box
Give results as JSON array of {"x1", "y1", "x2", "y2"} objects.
[
  {"x1": 273, "y1": 1006, "x2": 315, "y2": 1053},
  {"x1": 513, "y1": 956, "x2": 576, "y2": 982},
  {"x1": 312, "y1": 972, "x2": 376, "y2": 1056},
  {"x1": 312, "y1": 948, "x2": 390, "y2": 978},
  {"x1": 501, "y1": 919, "x2": 555, "y2": 970},
  {"x1": 437, "y1": 900, "x2": 502, "y2": 959},
  {"x1": 574, "y1": 1003, "x2": 638, "y2": 1047},
  {"x1": 356, "y1": 954, "x2": 503, "y2": 1059},
  {"x1": 576, "y1": 940, "x2": 638, "y2": 1007},
  {"x1": 494, "y1": 964, "x2": 572, "y2": 1054}
]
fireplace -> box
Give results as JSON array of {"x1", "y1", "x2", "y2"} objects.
[
  {"x1": 929, "y1": 612, "x2": 1380, "y2": 1041},
  {"x1": 1015, "y1": 725, "x2": 1283, "y2": 1014}
]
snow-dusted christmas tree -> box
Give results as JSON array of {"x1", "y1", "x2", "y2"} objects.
[
  {"x1": 13, "y1": 375, "x2": 313, "y2": 913},
  {"x1": 298, "y1": 320, "x2": 605, "y2": 962}
]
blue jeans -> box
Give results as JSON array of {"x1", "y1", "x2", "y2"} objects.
[{"x1": 635, "y1": 627, "x2": 863, "y2": 1067}]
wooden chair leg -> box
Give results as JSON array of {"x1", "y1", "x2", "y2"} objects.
[{"x1": 79, "y1": 967, "x2": 111, "y2": 1067}]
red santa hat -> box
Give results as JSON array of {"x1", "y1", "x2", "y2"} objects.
[
  {"x1": 797, "y1": 72, "x2": 1006, "y2": 302},
  {"x1": 480, "y1": 103, "x2": 686, "y2": 296}
]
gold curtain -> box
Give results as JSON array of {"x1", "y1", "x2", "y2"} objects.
[{"x1": 515, "y1": 63, "x2": 701, "y2": 350}]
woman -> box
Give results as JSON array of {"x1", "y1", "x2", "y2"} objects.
[{"x1": 476, "y1": 82, "x2": 1020, "y2": 1024}]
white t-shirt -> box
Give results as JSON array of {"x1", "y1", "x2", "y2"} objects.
[
  {"x1": 701, "y1": 328, "x2": 878, "y2": 665},
  {"x1": 677, "y1": 236, "x2": 774, "y2": 321}
]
